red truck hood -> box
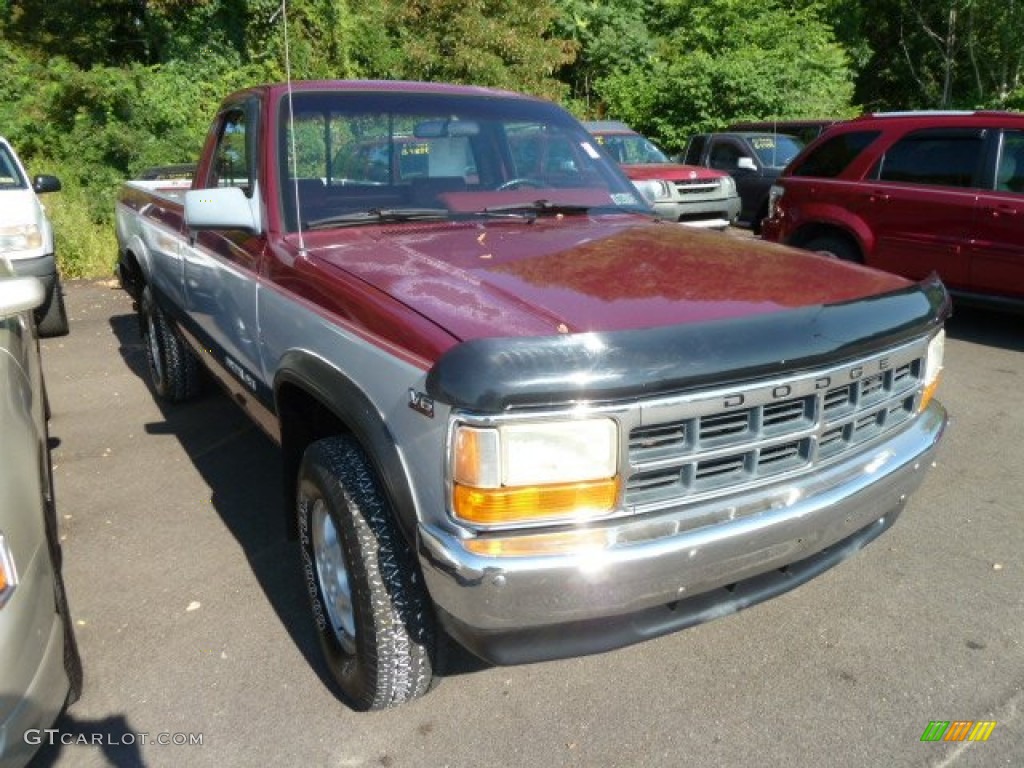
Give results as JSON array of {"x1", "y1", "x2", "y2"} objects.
[
  {"x1": 619, "y1": 163, "x2": 725, "y2": 182},
  {"x1": 305, "y1": 216, "x2": 908, "y2": 343}
]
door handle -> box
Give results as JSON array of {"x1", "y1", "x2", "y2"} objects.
[
  {"x1": 987, "y1": 204, "x2": 1018, "y2": 218},
  {"x1": 868, "y1": 190, "x2": 891, "y2": 203}
]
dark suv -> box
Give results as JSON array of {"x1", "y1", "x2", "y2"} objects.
[
  {"x1": 682, "y1": 132, "x2": 804, "y2": 232},
  {"x1": 761, "y1": 111, "x2": 1024, "y2": 307}
]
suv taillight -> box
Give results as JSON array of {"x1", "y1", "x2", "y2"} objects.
[{"x1": 767, "y1": 184, "x2": 785, "y2": 220}]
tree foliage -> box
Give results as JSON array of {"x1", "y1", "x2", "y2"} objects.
[
  {"x1": 1, "y1": 0, "x2": 1022, "y2": 277},
  {"x1": 587, "y1": 0, "x2": 857, "y2": 149},
  {"x1": 849, "y1": 0, "x2": 1024, "y2": 110}
]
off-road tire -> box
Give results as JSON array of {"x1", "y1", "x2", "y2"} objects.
[
  {"x1": 140, "y1": 288, "x2": 201, "y2": 402},
  {"x1": 297, "y1": 436, "x2": 436, "y2": 711}
]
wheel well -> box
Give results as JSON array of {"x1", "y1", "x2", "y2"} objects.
[
  {"x1": 788, "y1": 223, "x2": 859, "y2": 254},
  {"x1": 118, "y1": 248, "x2": 145, "y2": 301},
  {"x1": 277, "y1": 382, "x2": 351, "y2": 538}
]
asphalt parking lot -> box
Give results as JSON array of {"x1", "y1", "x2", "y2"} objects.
[{"x1": 28, "y1": 276, "x2": 1024, "y2": 767}]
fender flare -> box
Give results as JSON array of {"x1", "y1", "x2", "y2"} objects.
[
  {"x1": 274, "y1": 351, "x2": 421, "y2": 545},
  {"x1": 790, "y1": 203, "x2": 876, "y2": 258}
]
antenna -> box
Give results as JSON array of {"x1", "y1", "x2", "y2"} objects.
[{"x1": 272, "y1": 0, "x2": 307, "y2": 254}]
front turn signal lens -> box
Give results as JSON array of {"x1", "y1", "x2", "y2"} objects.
[
  {"x1": 453, "y1": 478, "x2": 619, "y2": 526},
  {"x1": 919, "y1": 330, "x2": 945, "y2": 412}
]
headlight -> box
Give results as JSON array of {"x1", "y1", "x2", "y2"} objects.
[
  {"x1": 0, "y1": 223, "x2": 43, "y2": 255},
  {"x1": 721, "y1": 175, "x2": 737, "y2": 195},
  {"x1": 632, "y1": 179, "x2": 672, "y2": 203},
  {"x1": 451, "y1": 417, "x2": 619, "y2": 526},
  {"x1": 919, "y1": 329, "x2": 944, "y2": 412}
]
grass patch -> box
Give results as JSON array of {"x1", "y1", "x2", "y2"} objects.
[{"x1": 45, "y1": 185, "x2": 119, "y2": 280}]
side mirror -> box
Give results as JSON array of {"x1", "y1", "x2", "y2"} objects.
[
  {"x1": 737, "y1": 157, "x2": 758, "y2": 172},
  {"x1": 0, "y1": 275, "x2": 46, "y2": 318},
  {"x1": 184, "y1": 187, "x2": 261, "y2": 233},
  {"x1": 33, "y1": 175, "x2": 62, "y2": 194}
]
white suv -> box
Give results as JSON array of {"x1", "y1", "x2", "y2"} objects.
[{"x1": 0, "y1": 138, "x2": 69, "y2": 336}]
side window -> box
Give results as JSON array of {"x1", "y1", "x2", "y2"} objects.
[
  {"x1": 874, "y1": 128, "x2": 986, "y2": 188},
  {"x1": 683, "y1": 136, "x2": 706, "y2": 165},
  {"x1": 996, "y1": 130, "x2": 1024, "y2": 193},
  {"x1": 206, "y1": 106, "x2": 252, "y2": 194},
  {"x1": 792, "y1": 131, "x2": 880, "y2": 178},
  {"x1": 709, "y1": 141, "x2": 742, "y2": 171}
]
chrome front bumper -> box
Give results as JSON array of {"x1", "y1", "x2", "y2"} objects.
[{"x1": 419, "y1": 401, "x2": 946, "y2": 664}]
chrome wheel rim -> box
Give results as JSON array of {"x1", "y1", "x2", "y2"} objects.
[{"x1": 312, "y1": 499, "x2": 356, "y2": 654}]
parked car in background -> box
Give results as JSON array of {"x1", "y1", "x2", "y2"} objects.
[
  {"x1": 681, "y1": 131, "x2": 804, "y2": 232},
  {"x1": 0, "y1": 138, "x2": 69, "y2": 337},
  {"x1": 761, "y1": 110, "x2": 1024, "y2": 308},
  {"x1": 0, "y1": 262, "x2": 81, "y2": 767},
  {"x1": 727, "y1": 119, "x2": 840, "y2": 146},
  {"x1": 585, "y1": 121, "x2": 740, "y2": 228}
]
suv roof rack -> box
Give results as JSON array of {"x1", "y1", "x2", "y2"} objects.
[{"x1": 865, "y1": 110, "x2": 977, "y2": 118}]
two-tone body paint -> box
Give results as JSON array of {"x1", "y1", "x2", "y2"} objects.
[{"x1": 114, "y1": 80, "x2": 949, "y2": 665}]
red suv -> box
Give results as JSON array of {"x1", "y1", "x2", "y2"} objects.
[{"x1": 761, "y1": 111, "x2": 1024, "y2": 306}]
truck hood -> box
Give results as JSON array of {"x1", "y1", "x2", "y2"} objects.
[
  {"x1": 620, "y1": 163, "x2": 725, "y2": 182},
  {"x1": 306, "y1": 216, "x2": 909, "y2": 343}
]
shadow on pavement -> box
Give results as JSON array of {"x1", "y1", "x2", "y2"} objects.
[
  {"x1": 28, "y1": 712, "x2": 146, "y2": 767},
  {"x1": 944, "y1": 301, "x2": 1024, "y2": 352},
  {"x1": 105, "y1": 309, "x2": 487, "y2": 696}
]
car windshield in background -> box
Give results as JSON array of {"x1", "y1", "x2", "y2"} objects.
[
  {"x1": 591, "y1": 133, "x2": 671, "y2": 164},
  {"x1": 0, "y1": 145, "x2": 28, "y2": 190},
  {"x1": 278, "y1": 91, "x2": 647, "y2": 231},
  {"x1": 747, "y1": 134, "x2": 804, "y2": 169}
]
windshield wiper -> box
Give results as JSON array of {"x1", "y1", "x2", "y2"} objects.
[
  {"x1": 479, "y1": 199, "x2": 596, "y2": 219},
  {"x1": 305, "y1": 207, "x2": 450, "y2": 230}
]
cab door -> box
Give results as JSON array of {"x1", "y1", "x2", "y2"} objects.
[
  {"x1": 970, "y1": 129, "x2": 1024, "y2": 299},
  {"x1": 182, "y1": 99, "x2": 268, "y2": 401},
  {"x1": 863, "y1": 128, "x2": 985, "y2": 290}
]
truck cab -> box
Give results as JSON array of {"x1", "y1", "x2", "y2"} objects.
[{"x1": 682, "y1": 131, "x2": 804, "y2": 232}]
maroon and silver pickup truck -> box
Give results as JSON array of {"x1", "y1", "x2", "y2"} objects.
[{"x1": 114, "y1": 80, "x2": 949, "y2": 711}]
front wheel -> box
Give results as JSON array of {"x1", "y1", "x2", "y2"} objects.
[{"x1": 297, "y1": 436, "x2": 436, "y2": 711}]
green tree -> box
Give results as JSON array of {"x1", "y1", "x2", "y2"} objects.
[
  {"x1": 361, "y1": 0, "x2": 576, "y2": 101},
  {"x1": 552, "y1": 0, "x2": 657, "y2": 115},
  {"x1": 842, "y1": 0, "x2": 1024, "y2": 110},
  {"x1": 595, "y1": 0, "x2": 856, "y2": 150}
]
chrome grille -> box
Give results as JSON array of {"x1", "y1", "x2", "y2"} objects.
[
  {"x1": 624, "y1": 339, "x2": 927, "y2": 510},
  {"x1": 672, "y1": 178, "x2": 721, "y2": 196}
]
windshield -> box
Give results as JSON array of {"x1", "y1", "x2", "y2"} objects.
[
  {"x1": 746, "y1": 134, "x2": 804, "y2": 169},
  {"x1": 278, "y1": 91, "x2": 648, "y2": 231},
  {"x1": 0, "y1": 145, "x2": 28, "y2": 190},
  {"x1": 591, "y1": 133, "x2": 671, "y2": 164}
]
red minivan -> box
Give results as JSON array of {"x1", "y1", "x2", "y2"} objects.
[{"x1": 761, "y1": 111, "x2": 1024, "y2": 307}]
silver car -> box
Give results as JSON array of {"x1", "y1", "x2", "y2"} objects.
[{"x1": 0, "y1": 261, "x2": 81, "y2": 767}]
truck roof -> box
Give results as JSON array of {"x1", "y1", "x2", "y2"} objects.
[{"x1": 226, "y1": 79, "x2": 538, "y2": 104}]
